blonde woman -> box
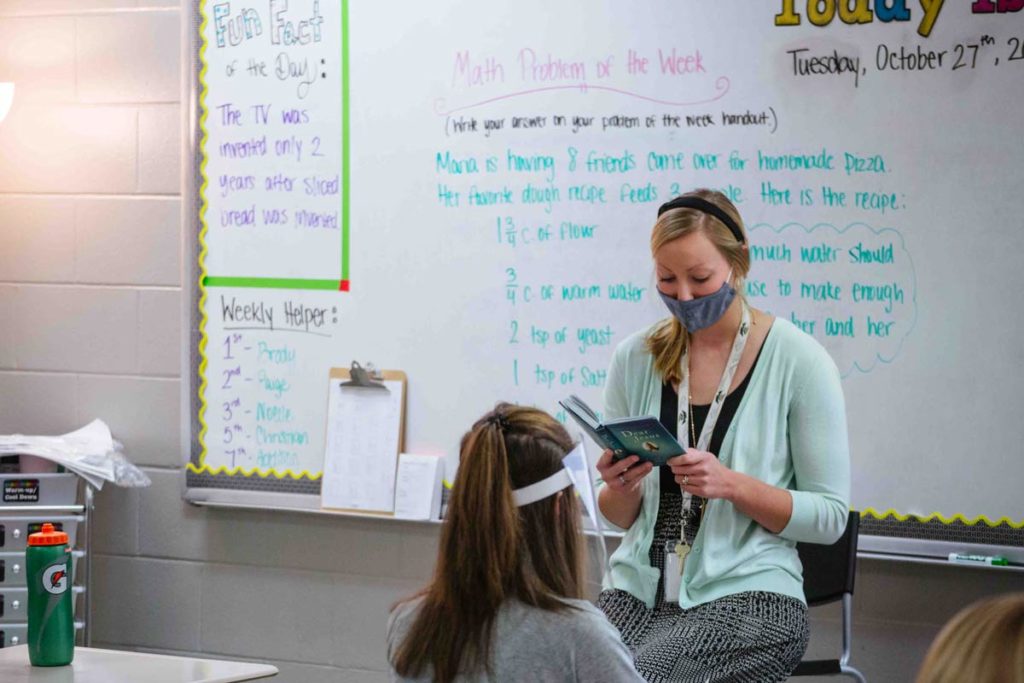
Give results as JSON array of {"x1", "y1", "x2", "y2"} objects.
[
  {"x1": 916, "y1": 592, "x2": 1024, "y2": 683},
  {"x1": 387, "y1": 403, "x2": 643, "y2": 683},
  {"x1": 596, "y1": 189, "x2": 851, "y2": 682}
]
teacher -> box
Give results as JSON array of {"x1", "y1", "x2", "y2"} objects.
[{"x1": 596, "y1": 189, "x2": 851, "y2": 682}]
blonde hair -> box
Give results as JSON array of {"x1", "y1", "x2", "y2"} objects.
[
  {"x1": 391, "y1": 403, "x2": 584, "y2": 683},
  {"x1": 646, "y1": 188, "x2": 750, "y2": 384},
  {"x1": 916, "y1": 592, "x2": 1024, "y2": 683}
]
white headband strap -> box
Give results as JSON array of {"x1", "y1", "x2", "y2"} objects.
[{"x1": 511, "y1": 467, "x2": 573, "y2": 507}]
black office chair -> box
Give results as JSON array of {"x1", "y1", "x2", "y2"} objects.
[{"x1": 790, "y1": 510, "x2": 866, "y2": 682}]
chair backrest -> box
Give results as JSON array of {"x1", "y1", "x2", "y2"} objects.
[{"x1": 796, "y1": 510, "x2": 860, "y2": 606}]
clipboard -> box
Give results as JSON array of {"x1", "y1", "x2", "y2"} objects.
[{"x1": 320, "y1": 363, "x2": 407, "y2": 516}]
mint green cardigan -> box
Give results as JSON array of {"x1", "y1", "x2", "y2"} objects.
[{"x1": 601, "y1": 318, "x2": 850, "y2": 609}]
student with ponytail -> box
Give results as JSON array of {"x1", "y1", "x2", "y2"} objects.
[{"x1": 386, "y1": 403, "x2": 642, "y2": 683}]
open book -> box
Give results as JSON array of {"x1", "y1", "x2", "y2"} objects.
[{"x1": 558, "y1": 395, "x2": 684, "y2": 467}]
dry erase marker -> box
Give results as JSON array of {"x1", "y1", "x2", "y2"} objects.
[{"x1": 948, "y1": 553, "x2": 1009, "y2": 566}]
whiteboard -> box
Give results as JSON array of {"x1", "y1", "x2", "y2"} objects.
[{"x1": 185, "y1": 0, "x2": 1024, "y2": 558}]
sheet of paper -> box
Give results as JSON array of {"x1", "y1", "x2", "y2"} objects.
[
  {"x1": 393, "y1": 454, "x2": 443, "y2": 520},
  {"x1": 320, "y1": 379, "x2": 403, "y2": 512}
]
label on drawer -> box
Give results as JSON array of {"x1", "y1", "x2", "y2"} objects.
[{"x1": 2, "y1": 479, "x2": 39, "y2": 503}]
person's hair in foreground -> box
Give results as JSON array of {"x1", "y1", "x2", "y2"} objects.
[
  {"x1": 915, "y1": 591, "x2": 1024, "y2": 683},
  {"x1": 390, "y1": 403, "x2": 584, "y2": 682}
]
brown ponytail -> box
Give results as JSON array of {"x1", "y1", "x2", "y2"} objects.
[{"x1": 391, "y1": 403, "x2": 584, "y2": 682}]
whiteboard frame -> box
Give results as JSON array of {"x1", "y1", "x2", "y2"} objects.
[
  {"x1": 176, "y1": 0, "x2": 1024, "y2": 565},
  {"x1": 180, "y1": 0, "x2": 199, "y2": 508}
]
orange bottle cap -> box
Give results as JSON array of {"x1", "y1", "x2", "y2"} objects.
[{"x1": 28, "y1": 522, "x2": 68, "y2": 546}]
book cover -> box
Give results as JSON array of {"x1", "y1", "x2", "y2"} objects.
[
  {"x1": 559, "y1": 395, "x2": 683, "y2": 466},
  {"x1": 603, "y1": 417, "x2": 684, "y2": 466}
]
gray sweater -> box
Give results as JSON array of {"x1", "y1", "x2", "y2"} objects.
[{"x1": 386, "y1": 597, "x2": 643, "y2": 682}]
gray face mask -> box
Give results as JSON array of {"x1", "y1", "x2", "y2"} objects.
[{"x1": 658, "y1": 274, "x2": 736, "y2": 331}]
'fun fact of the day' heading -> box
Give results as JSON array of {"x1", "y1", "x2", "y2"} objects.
[{"x1": 211, "y1": 1, "x2": 324, "y2": 48}]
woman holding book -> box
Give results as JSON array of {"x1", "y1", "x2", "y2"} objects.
[
  {"x1": 387, "y1": 403, "x2": 643, "y2": 683},
  {"x1": 595, "y1": 189, "x2": 850, "y2": 682}
]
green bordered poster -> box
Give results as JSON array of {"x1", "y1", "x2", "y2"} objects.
[{"x1": 188, "y1": 0, "x2": 349, "y2": 493}]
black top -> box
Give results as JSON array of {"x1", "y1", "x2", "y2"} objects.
[{"x1": 658, "y1": 340, "x2": 766, "y2": 489}]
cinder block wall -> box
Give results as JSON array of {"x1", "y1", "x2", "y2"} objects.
[{"x1": 0, "y1": 3, "x2": 1019, "y2": 682}]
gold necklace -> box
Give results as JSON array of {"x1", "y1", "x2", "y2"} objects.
[
  {"x1": 686, "y1": 391, "x2": 707, "y2": 529},
  {"x1": 686, "y1": 352, "x2": 696, "y2": 447},
  {"x1": 688, "y1": 392, "x2": 696, "y2": 448}
]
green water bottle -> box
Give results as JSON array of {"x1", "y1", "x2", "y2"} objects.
[{"x1": 26, "y1": 522, "x2": 74, "y2": 666}]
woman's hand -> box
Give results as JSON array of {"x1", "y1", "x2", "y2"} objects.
[
  {"x1": 669, "y1": 449, "x2": 795, "y2": 533},
  {"x1": 596, "y1": 449, "x2": 653, "y2": 529},
  {"x1": 667, "y1": 448, "x2": 736, "y2": 501},
  {"x1": 597, "y1": 450, "x2": 653, "y2": 495}
]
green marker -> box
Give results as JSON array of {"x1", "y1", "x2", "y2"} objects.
[{"x1": 948, "y1": 552, "x2": 1009, "y2": 566}]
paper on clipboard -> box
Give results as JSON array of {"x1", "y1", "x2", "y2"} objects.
[{"x1": 320, "y1": 368, "x2": 406, "y2": 514}]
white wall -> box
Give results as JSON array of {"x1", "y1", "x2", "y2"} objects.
[{"x1": 0, "y1": 2, "x2": 1020, "y2": 681}]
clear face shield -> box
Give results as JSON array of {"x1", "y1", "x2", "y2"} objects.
[
  {"x1": 510, "y1": 441, "x2": 611, "y2": 579},
  {"x1": 510, "y1": 443, "x2": 594, "y2": 516}
]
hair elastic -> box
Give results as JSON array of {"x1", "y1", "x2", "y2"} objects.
[
  {"x1": 511, "y1": 467, "x2": 573, "y2": 507},
  {"x1": 487, "y1": 413, "x2": 509, "y2": 431},
  {"x1": 657, "y1": 196, "x2": 745, "y2": 244}
]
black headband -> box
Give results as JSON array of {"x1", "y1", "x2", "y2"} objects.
[{"x1": 656, "y1": 196, "x2": 745, "y2": 244}]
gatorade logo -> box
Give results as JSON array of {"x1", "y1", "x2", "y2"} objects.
[{"x1": 42, "y1": 563, "x2": 68, "y2": 594}]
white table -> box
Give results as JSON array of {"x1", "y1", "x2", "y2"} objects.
[{"x1": 0, "y1": 646, "x2": 278, "y2": 682}]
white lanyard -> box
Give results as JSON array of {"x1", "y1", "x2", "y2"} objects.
[{"x1": 676, "y1": 302, "x2": 751, "y2": 543}]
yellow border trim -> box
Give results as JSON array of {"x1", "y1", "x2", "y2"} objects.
[
  {"x1": 196, "y1": 0, "x2": 211, "y2": 472},
  {"x1": 861, "y1": 507, "x2": 1024, "y2": 529},
  {"x1": 187, "y1": 462, "x2": 322, "y2": 480}
]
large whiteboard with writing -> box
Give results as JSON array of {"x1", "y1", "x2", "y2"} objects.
[{"x1": 186, "y1": 0, "x2": 1024, "y2": 557}]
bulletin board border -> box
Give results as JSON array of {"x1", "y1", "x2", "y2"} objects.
[
  {"x1": 861, "y1": 509, "x2": 1024, "y2": 548},
  {"x1": 186, "y1": 469, "x2": 322, "y2": 495}
]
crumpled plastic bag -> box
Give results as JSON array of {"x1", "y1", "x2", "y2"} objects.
[{"x1": 0, "y1": 419, "x2": 150, "y2": 490}]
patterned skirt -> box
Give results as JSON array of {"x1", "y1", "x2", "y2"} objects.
[{"x1": 597, "y1": 487, "x2": 809, "y2": 683}]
